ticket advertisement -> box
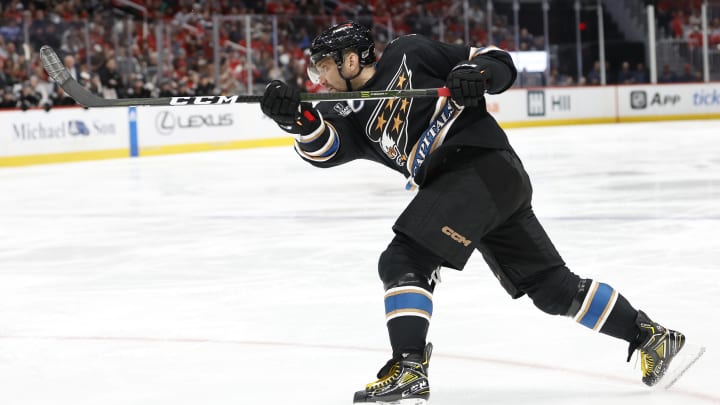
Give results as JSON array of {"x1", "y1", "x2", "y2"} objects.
[{"x1": 617, "y1": 83, "x2": 720, "y2": 118}]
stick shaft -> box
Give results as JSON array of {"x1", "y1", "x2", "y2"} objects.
[{"x1": 40, "y1": 45, "x2": 450, "y2": 108}]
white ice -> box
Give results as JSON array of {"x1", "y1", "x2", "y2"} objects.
[{"x1": 1, "y1": 120, "x2": 719, "y2": 405}]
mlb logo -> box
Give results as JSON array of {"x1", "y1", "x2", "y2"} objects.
[{"x1": 630, "y1": 91, "x2": 647, "y2": 109}]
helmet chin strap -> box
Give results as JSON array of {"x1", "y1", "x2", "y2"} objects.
[
  {"x1": 339, "y1": 66, "x2": 364, "y2": 91},
  {"x1": 336, "y1": 52, "x2": 364, "y2": 91}
]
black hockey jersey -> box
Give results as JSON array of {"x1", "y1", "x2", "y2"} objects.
[{"x1": 294, "y1": 34, "x2": 517, "y2": 187}]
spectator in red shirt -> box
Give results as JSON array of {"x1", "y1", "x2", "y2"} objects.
[
  {"x1": 671, "y1": 10, "x2": 685, "y2": 38},
  {"x1": 687, "y1": 25, "x2": 703, "y2": 49}
]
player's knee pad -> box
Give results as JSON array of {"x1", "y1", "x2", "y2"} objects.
[
  {"x1": 378, "y1": 233, "x2": 443, "y2": 290},
  {"x1": 378, "y1": 233, "x2": 443, "y2": 323},
  {"x1": 522, "y1": 266, "x2": 582, "y2": 316}
]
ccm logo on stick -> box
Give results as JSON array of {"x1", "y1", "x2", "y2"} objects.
[
  {"x1": 170, "y1": 96, "x2": 239, "y2": 105},
  {"x1": 442, "y1": 226, "x2": 472, "y2": 247}
]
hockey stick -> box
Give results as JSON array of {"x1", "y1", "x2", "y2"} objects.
[{"x1": 40, "y1": 45, "x2": 451, "y2": 108}]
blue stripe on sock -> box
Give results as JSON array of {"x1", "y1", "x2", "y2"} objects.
[
  {"x1": 384, "y1": 292, "x2": 433, "y2": 316},
  {"x1": 579, "y1": 283, "x2": 614, "y2": 329}
]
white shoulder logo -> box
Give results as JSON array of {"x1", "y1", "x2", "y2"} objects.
[{"x1": 333, "y1": 103, "x2": 353, "y2": 117}]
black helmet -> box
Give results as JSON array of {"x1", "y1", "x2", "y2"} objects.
[{"x1": 309, "y1": 21, "x2": 376, "y2": 68}]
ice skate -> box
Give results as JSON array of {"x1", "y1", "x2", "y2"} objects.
[
  {"x1": 353, "y1": 343, "x2": 432, "y2": 405},
  {"x1": 629, "y1": 311, "x2": 689, "y2": 387}
]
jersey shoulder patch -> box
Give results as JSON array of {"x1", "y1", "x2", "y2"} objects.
[{"x1": 332, "y1": 102, "x2": 353, "y2": 117}]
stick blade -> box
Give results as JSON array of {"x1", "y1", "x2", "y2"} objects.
[
  {"x1": 39, "y1": 45, "x2": 117, "y2": 107},
  {"x1": 40, "y1": 45, "x2": 71, "y2": 85}
]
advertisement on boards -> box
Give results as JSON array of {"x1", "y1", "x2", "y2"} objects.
[
  {"x1": 135, "y1": 103, "x2": 284, "y2": 149},
  {"x1": 0, "y1": 107, "x2": 129, "y2": 157},
  {"x1": 618, "y1": 83, "x2": 720, "y2": 117},
  {"x1": 492, "y1": 86, "x2": 615, "y2": 124}
]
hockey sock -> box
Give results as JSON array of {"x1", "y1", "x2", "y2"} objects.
[
  {"x1": 572, "y1": 280, "x2": 639, "y2": 343},
  {"x1": 384, "y1": 286, "x2": 433, "y2": 356},
  {"x1": 598, "y1": 294, "x2": 639, "y2": 343},
  {"x1": 387, "y1": 317, "x2": 430, "y2": 356}
]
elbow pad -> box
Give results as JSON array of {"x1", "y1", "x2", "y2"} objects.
[{"x1": 470, "y1": 52, "x2": 517, "y2": 94}]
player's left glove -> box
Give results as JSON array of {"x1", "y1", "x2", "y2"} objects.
[
  {"x1": 446, "y1": 60, "x2": 490, "y2": 108},
  {"x1": 261, "y1": 80, "x2": 322, "y2": 136}
]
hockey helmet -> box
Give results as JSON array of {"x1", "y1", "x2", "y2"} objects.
[{"x1": 307, "y1": 21, "x2": 375, "y2": 84}]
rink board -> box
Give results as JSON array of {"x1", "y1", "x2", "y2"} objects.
[
  {"x1": 0, "y1": 107, "x2": 129, "y2": 167},
  {"x1": 132, "y1": 104, "x2": 290, "y2": 155},
  {"x1": 1, "y1": 82, "x2": 718, "y2": 167}
]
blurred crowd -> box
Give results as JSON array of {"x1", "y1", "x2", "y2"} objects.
[
  {"x1": 0, "y1": 0, "x2": 715, "y2": 110},
  {"x1": 656, "y1": 0, "x2": 720, "y2": 49},
  {"x1": 0, "y1": 0, "x2": 550, "y2": 110},
  {"x1": 576, "y1": 59, "x2": 702, "y2": 87}
]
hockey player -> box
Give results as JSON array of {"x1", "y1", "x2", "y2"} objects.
[{"x1": 260, "y1": 22, "x2": 687, "y2": 404}]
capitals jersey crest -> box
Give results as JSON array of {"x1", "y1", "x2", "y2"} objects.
[{"x1": 365, "y1": 54, "x2": 414, "y2": 167}]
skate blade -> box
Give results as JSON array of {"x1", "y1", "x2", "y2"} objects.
[
  {"x1": 353, "y1": 398, "x2": 428, "y2": 405},
  {"x1": 662, "y1": 344, "x2": 706, "y2": 389},
  {"x1": 374, "y1": 400, "x2": 427, "y2": 405}
]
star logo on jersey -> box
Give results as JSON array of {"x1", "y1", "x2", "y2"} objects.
[{"x1": 366, "y1": 54, "x2": 414, "y2": 166}]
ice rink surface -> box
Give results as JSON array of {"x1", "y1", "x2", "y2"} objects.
[{"x1": 1, "y1": 120, "x2": 719, "y2": 405}]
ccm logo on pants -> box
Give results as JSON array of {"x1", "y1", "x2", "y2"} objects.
[{"x1": 442, "y1": 226, "x2": 472, "y2": 247}]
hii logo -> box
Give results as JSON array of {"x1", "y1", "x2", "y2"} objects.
[
  {"x1": 527, "y1": 90, "x2": 545, "y2": 116},
  {"x1": 551, "y1": 95, "x2": 571, "y2": 111}
]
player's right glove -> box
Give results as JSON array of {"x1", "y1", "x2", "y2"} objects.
[
  {"x1": 446, "y1": 61, "x2": 490, "y2": 108},
  {"x1": 261, "y1": 80, "x2": 322, "y2": 136}
]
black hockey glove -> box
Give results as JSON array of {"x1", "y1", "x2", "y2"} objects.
[
  {"x1": 446, "y1": 61, "x2": 490, "y2": 108},
  {"x1": 261, "y1": 80, "x2": 321, "y2": 135},
  {"x1": 261, "y1": 80, "x2": 300, "y2": 125}
]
